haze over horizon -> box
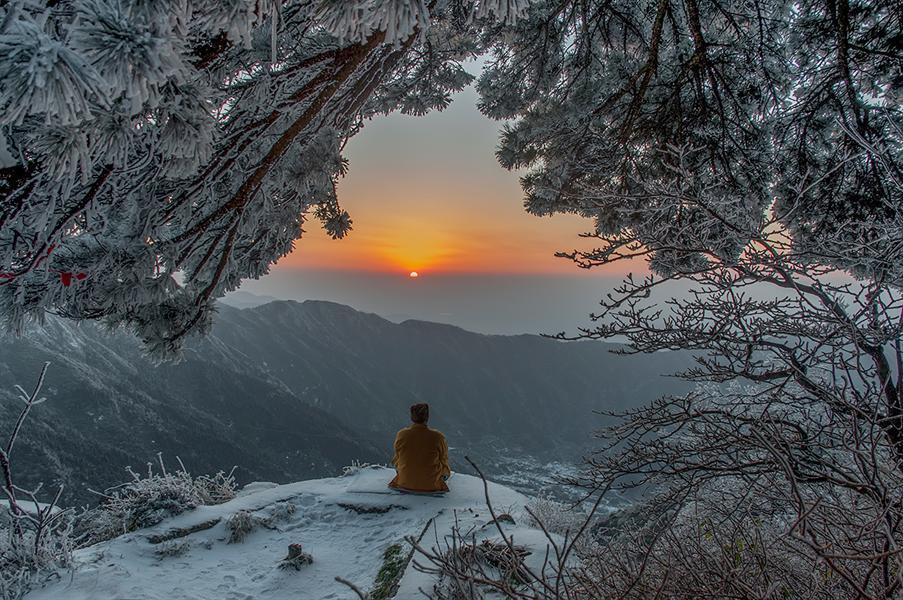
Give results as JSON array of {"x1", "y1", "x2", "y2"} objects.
[{"x1": 228, "y1": 271, "x2": 631, "y2": 336}]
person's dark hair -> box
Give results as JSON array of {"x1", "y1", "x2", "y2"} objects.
[{"x1": 410, "y1": 403, "x2": 429, "y2": 424}]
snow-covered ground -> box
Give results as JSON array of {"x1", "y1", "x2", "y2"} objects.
[{"x1": 25, "y1": 467, "x2": 558, "y2": 600}]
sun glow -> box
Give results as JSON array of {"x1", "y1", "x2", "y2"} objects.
[
  {"x1": 372, "y1": 219, "x2": 460, "y2": 274},
  {"x1": 409, "y1": 271, "x2": 419, "y2": 278},
  {"x1": 274, "y1": 95, "x2": 624, "y2": 277}
]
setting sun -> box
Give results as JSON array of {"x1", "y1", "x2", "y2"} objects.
[{"x1": 409, "y1": 271, "x2": 419, "y2": 278}]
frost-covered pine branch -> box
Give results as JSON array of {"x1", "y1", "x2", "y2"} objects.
[
  {"x1": 480, "y1": 0, "x2": 900, "y2": 285},
  {"x1": 0, "y1": 0, "x2": 530, "y2": 356}
]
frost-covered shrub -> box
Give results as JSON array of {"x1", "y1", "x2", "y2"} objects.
[
  {"x1": 525, "y1": 494, "x2": 585, "y2": 535},
  {"x1": 426, "y1": 536, "x2": 533, "y2": 597},
  {"x1": 264, "y1": 502, "x2": 296, "y2": 525},
  {"x1": 226, "y1": 510, "x2": 255, "y2": 544},
  {"x1": 341, "y1": 461, "x2": 382, "y2": 477},
  {"x1": 226, "y1": 502, "x2": 296, "y2": 544},
  {"x1": 154, "y1": 539, "x2": 190, "y2": 559},
  {"x1": 71, "y1": 506, "x2": 123, "y2": 549},
  {"x1": 0, "y1": 509, "x2": 74, "y2": 600},
  {"x1": 524, "y1": 493, "x2": 598, "y2": 555},
  {"x1": 572, "y1": 489, "x2": 864, "y2": 599},
  {"x1": 192, "y1": 470, "x2": 240, "y2": 506},
  {"x1": 75, "y1": 456, "x2": 236, "y2": 547}
]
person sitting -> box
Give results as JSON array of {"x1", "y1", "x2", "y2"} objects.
[{"x1": 389, "y1": 403, "x2": 451, "y2": 493}]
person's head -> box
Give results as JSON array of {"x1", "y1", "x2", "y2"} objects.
[{"x1": 410, "y1": 403, "x2": 429, "y2": 425}]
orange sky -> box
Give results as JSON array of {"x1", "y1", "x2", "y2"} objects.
[{"x1": 276, "y1": 84, "x2": 624, "y2": 277}]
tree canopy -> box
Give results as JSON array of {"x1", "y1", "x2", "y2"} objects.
[{"x1": 0, "y1": 0, "x2": 899, "y2": 356}]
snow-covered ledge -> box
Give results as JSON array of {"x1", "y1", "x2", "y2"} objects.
[{"x1": 24, "y1": 467, "x2": 563, "y2": 600}]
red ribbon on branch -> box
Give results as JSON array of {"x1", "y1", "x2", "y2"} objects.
[{"x1": 0, "y1": 245, "x2": 87, "y2": 286}]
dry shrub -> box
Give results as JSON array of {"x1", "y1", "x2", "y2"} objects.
[{"x1": 75, "y1": 455, "x2": 236, "y2": 547}]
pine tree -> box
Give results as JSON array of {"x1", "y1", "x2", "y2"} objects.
[{"x1": 478, "y1": 0, "x2": 900, "y2": 282}]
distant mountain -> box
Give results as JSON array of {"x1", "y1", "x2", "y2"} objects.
[
  {"x1": 381, "y1": 313, "x2": 417, "y2": 323},
  {"x1": 214, "y1": 301, "x2": 691, "y2": 452},
  {"x1": 220, "y1": 290, "x2": 280, "y2": 309},
  {"x1": 0, "y1": 300, "x2": 690, "y2": 505}
]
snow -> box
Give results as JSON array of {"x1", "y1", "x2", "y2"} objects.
[
  {"x1": 0, "y1": 499, "x2": 62, "y2": 517},
  {"x1": 25, "y1": 467, "x2": 555, "y2": 600}
]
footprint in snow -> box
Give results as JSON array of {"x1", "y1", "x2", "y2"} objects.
[{"x1": 293, "y1": 494, "x2": 318, "y2": 507}]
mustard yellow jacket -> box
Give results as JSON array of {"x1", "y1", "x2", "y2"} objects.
[{"x1": 389, "y1": 423, "x2": 451, "y2": 492}]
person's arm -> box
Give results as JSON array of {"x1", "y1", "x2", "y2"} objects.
[
  {"x1": 391, "y1": 431, "x2": 403, "y2": 469},
  {"x1": 438, "y1": 434, "x2": 451, "y2": 480}
]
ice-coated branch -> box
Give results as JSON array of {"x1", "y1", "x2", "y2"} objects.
[{"x1": 1, "y1": 361, "x2": 50, "y2": 533}]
